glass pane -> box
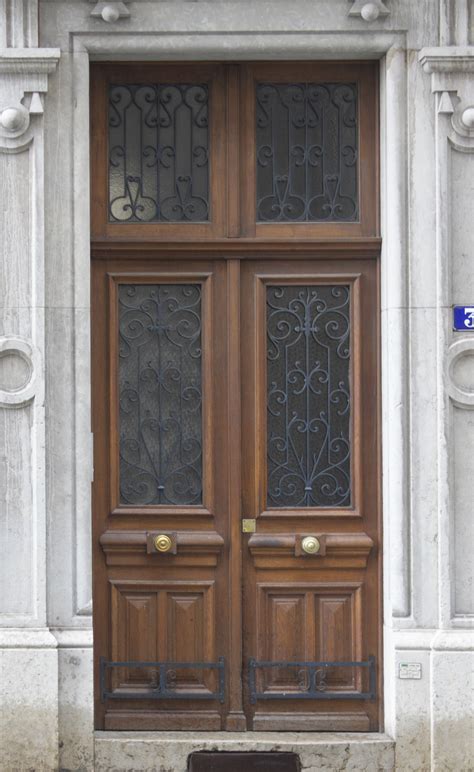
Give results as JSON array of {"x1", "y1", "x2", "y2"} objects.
[
  {"x1": 256, "y1": 83, "x2": 358, "y2": 222},
  {"x1": 119, "y1": 284, "x2": 202, "y2": 505},
  {"x1": 109, "y1": 84, "x2": 209, "y2": 222},
  {"x1": 267, "y1": 285, "x2": 351, "y2": 508}
]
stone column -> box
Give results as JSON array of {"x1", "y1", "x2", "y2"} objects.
[
  {"x1": 419, "y1": 43, "x2": 474, "y2": 771},
  {"x1": 0, "y1": 3, "x2": 60, "y2": 769},
  {"x1": 382, "y1": 5, "x2": 474, "y2": 769}
]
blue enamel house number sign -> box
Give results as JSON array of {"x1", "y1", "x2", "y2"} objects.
[{"x1": 453, "y1": 306, "x2": 474, "y2": 331}]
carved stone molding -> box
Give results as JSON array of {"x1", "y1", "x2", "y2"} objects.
[
  {"x1": 0, "y1": 337, "x2": 41, "y2": 408},
  {"x1": 420, "y1": 47, "x2": 474, "y2": 142},
  {"x1": 0, "y1": 49, "x2": 60, "y2": 149},
  {"x1": 0, "y1": 1, "x2": 38, "y2": 49},
  {"x1": 419, "y1": 47, "x2": 474, "y2": 75},
  {"x1": 452, "y1": 103, "x2": 474, "y2": 138},
  {"x1": 446, "y1": 340, "x2": 474, "y2": 409},
  {"x1": 0, "y1": 50, "x2": 60, "y2": 76},
  {"x1": 347, "y1": 0, "x2": 390, "y2": 21},
  {"x1": 90, "y1": 1, "x2": 130, "y2": 22},
  {"x1": 419, "y1": 44, "x2": 474, "y2": 632}
]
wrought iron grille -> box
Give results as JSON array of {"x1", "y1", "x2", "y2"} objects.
[
  {"x1": 248, "y1": 657, "x2": 376, "y2": 703},
  {"x1": 266, "y1": 285, "x2": 351, "y2": 508},
  {"x1": 100, "y1": 657, "x2": 225, "y2": 702},
  {"x1": 256, "y1": 83, "x2": 358, "y2": 222},
  {"x1": 119, "y1": 283, "x2": 203, "y2": 506},
  {"x1": 109, "y1": 83, "x2": 209, "y2": 222}
]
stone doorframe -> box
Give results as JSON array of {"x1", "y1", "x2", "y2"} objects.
[{"x1": 1, "y1": 2, "x2": 473, "y2": 770}]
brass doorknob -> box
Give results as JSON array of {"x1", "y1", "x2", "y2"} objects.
[
  {"x1": 154, "y1": 534, "x2": 173, "y2": 552},
  {"x1": 301, "y1": 536, "x2": 321, "y2": 555}
]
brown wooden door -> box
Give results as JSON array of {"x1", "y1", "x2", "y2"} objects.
[
  {"x1": 92, "y1": 257, "x2": 237, "y2": 731},
  {"x1": 91, "y1": 61, "x2": 381, "y2": 732},
  {"x1": 241, "y1": 259, "x2": 380, "y2": 731}
]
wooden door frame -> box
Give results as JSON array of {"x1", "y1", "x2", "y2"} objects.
[{"x1": 90, "y1": 60, "x2": 382, "y2": 731}]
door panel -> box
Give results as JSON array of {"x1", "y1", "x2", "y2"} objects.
[
  {"x1": 93, "y1": 255, "x2": 380, "y2": 731},
  {"x1": 91, "y1": 63, "x2": 227, "y2": 241},
  {"x1": 107, "y1": 271, "x2": 216, "y2": 518},
  {"x1": 91, "y1": 60, "x2": 381, "y2": 733},
  {"x1": 241, "y1": 259, "x2": 380, "y2": 731},
  {"x1": 240, "y1": 62, "x2": 378, "y2": 239},
  {"x1": 92, "y1": 258, "x2": 233, "y2": 731},
  {"x1": 241, "y1": 264, "x2": 366, "y2": 521},
  {"x1": 110, "y1": 580, "x2": 217, "y2": 694}
]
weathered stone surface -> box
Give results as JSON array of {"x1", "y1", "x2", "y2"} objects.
[
  {"x1": 57, "y1": 639, "x2": 94, "y2": 772},
  {"x1": 95, "y1": 732, "x2": 395, "y2": 772},
  {"x1": 0, "y1": 2, "x2": 473, "y2": 771},
  {"x1": 0, "y1": 632, "x2": 58, "y2": 771}
]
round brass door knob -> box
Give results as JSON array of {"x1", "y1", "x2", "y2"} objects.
[
  {"x1": 154, "y1": 534, "x2": 172, "y2": 553},
  {"x1": 301, "y1": 536, "x2": 321, "y2": 555}
]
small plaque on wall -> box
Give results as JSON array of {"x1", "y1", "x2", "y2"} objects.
[
  {"x1": 399, "y1": 662, "x2": 422, "y2": 680},
  {"x1": 453, "y1": 306, "x2": 474, "y2": 330}
]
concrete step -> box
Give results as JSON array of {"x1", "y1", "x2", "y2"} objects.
[{"x1": 95, "y1": 731, "x2": 395, "y2": 772}]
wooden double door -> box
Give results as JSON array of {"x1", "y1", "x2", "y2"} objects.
[{"x1": 91, "y1": 62, "x2": 381, "y2": 732}]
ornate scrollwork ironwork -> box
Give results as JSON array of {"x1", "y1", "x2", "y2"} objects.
[
  {"x1": 118, "y1": 284, "x2": 202, "y2": 505},
  {"x1": 109, "y1": 83, "x2": 209, "y2": 222},
  {"x1": 256, "y1": 83, "x2": 358, "y2": 222},
  {"x1": 100, "y1": 657, "x2": 225, "y2": 702},
  {"x1": 297, "y1": 667, "x2": 327, "y2": 693},
  {"x1": 248, "y1": 658, "x2": 376, "y2": 703},
  {"x1": 266, "y1": 285, "x2": 351, "y2": 508}
]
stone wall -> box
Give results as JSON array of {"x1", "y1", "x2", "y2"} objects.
[{"x1": 0, "y1": 1, "x2": 472, "y2": 770}]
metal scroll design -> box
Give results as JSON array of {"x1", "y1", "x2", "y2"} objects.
[
  {"x1": 118, "y1": 284, "x2": 202, "y2": 505},
  {"x1": 266, "y1": 285, "x2": 351, "y2": 508},
  {"x1": 100, "y1": 657, "x2": 225, "y2": 702},
  {"x1": 248, "y1": 658, "x2": 376, "y2": 702},
  {"x1": 109, "y1": 84, "x2": 209, "y2": 222},
  {"x1": 256, "y1": 83, "x2": 358, "y2": 222}
]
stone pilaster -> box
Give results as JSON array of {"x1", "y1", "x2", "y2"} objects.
[
  {"x1": 0, "y1": 5, "x2": 60, "y2": 765},
  {"x1": 418, "y1": 44, "x2": 474, "y2": 771}
]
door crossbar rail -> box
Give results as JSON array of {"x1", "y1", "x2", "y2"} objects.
[
  {"x1": 100, "y1": 656, "x2": 225, "y2": 703},
  {"x1": 248, "y1": 656, "x2": 376, "y2": 703}
]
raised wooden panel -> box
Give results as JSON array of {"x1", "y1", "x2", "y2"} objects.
[
  {"x1": 113, "y1": 591, "x2": 157, "y2": 689},
  {"x1": 110, "y1": 580, "x2": 215, "y2": 696},
  {"x1": 265, "y1": 594, "x2": 306, "y2": 690},
  {"x1": 256, "y1": 583, "x2": 364, "y2": 698},
  {"x1": 168, "y1": 594, "x2": 204, "y2": 660},
  {"x1": 318, "y1": 596, "x2": 355, "y2": 690},
  {"x1": 167, "y1": 593, "x2": 213, "y2": 691},
  {"x1": 257, "y1": 583, "x2": 363, "y2": 660}
]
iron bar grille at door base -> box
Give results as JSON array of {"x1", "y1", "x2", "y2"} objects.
[
  {"x1": 248, "y1": 657, "x2": 376, "y2": 703},
  {"x1": 100, "y1": 657, "x2": 225, "y2": 702}
]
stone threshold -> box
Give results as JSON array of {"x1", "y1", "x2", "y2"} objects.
[{"x1": 95, "y1": 731, "x2": 395, "y2": 771}]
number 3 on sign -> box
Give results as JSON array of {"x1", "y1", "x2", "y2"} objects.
[
  {"x1": 453, "y1": 306, "x2": 474, "y2": 331},
  {"x1": 465, "y1": 308, "x2": 474, "y2": 328}
]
